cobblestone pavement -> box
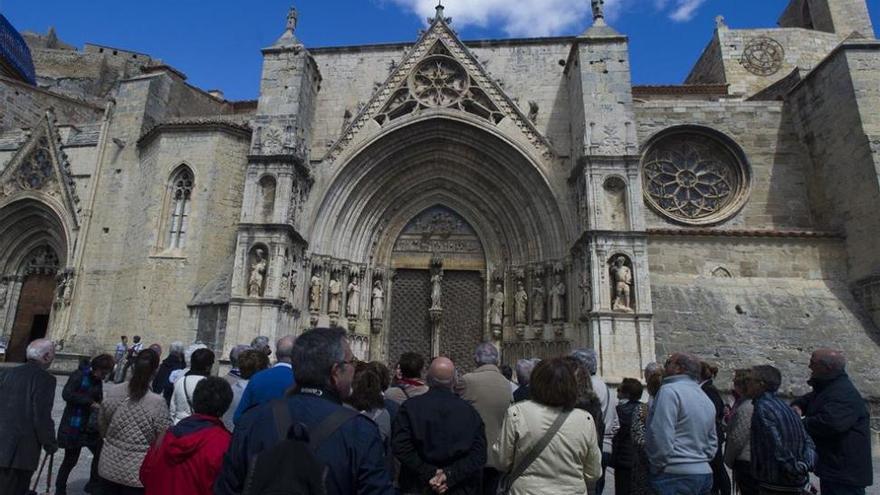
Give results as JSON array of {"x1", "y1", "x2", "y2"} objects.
[{"x1": 35, "y1": 379, "x2": 880, "y2": 494}]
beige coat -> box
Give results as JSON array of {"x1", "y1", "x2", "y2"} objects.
[
  {"x1": 98, "y1": 383, "x2": 171, "y2": 487},
  {"x1": 493, "y1": 401, "x2": 602, "y2": 495},
  {"x1": 460, "y1": 364, "x2": 512, "y2": 468}
]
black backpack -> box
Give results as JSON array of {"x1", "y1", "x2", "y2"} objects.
[{"x1": 242, "y1": 399, "x2": 359, "y2": 495}]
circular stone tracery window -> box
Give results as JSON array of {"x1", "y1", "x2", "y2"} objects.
[
  {"x1": 408, "y1": 55, "x2": 469, "y2": 107},
  {"x1": 641, "y1": 131, "x2": 750, "y2": 226},
  {"x1": 741, "y1": 37, "x2": 785, "y2": 76}
]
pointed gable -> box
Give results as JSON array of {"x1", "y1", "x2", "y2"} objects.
[
  {"x1": 326, "y1": 7, "x2": 555, "y2": 162},
  {"x1": 0, "y1": 112, "x2": 82, "y2": 227}
]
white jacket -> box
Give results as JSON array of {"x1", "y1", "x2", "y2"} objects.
[{"x1": 169, "y1": 374, "x2": 207, "y2": 424}]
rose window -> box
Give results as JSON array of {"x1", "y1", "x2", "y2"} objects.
[
  {"x1": 408, "y1": 56, "x2": 469, "y2": 107},
  {"x1": 642, "y1": 132, "x2": 750, "y2": 225},
  {"x1": 741, "y1": 37, "x2": 785, "y2": 77}
]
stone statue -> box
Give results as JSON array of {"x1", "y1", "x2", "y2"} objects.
[
  {"x1": 514, "y1": 281, "x2": 528, "y2": 325},
  {"x1": 532, "y1": 278, "x2": 545, "y2": 323},
  {"x1": 579, "y1": 270, "x2": 592, "y2": 315},
  {"x1": 0, "y1": 280, "x2": 7, "y2": 308},
  {"x1": 592, "y1": 0, "x2": 605, "y2": 21},
  {"x1": 328, "y1": 277, "x2": 342, "y2": 314},
  {"x1": 371, "y1": 280, "x2": 384, "y2": 320},
  {"x1": 430, "y1": 271, "x2": 443, "y2": 310},
  {"x1": 346, "y1": 277, "x2": 361, "y2": 317},
  {"x1": 287, "y1": 6, "x2": 298, "y2": 33},
  {"x1": 611, "y1": 256, "x2": 634, "y2": 312},
  {"x1": 550, "y1": 274, "x2": 566, "y2": 322},
  {"x1": 309, "y1": 273, "x2": 322, "y2": 311},
  {"x1": 488, "y1": 284, "x2": 504, "y2": 327},
  {"x1": 62, "y1": 275, "x2": 73, "y2": 305},
  {"x1": 248, "y1": 249, "x2": 267, "y2": 297}
]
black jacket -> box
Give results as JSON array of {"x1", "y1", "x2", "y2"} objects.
[
  {"x1": 0, "y1": 361, "x2": 57, "y2": 470},
  {"x1": 792, "y1": 372, "x2": 873, "y2": 487},
  {"x1": 701, "y1": 380, "x2": 726, "y2": 445},
  {"x1": 611, "y1": 399, "x2": 640, "y2": 469},
  {"x1": 512, "y1": 384, "x2": 530, "y2": 403},
  {"x1": 152, "y1": 353, "x2": 185, "y2": 403},
  {"x1": 392, "y1": 387, "x2": 486, "y2": 495}
]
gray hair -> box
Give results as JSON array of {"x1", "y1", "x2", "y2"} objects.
[
  {"x1": 229, "y1": 344, "x2": 250, "y2": 366},
  {"x1": 474, "y1": 342, "x2": 499, "y2": 366},
  {"x1": 26, "y1": 339, "x2": 54, "y2": 364},
  {"x1": 276, "y1": 335, "x2": 296, "y2": 363},
  {"x1": 291, "y1": 328, "x2": 347, "y2": 389},
  {"x1": 515, "y1": 359, "x2": 538, "y2": 385},
  {"x1": 644, "y1": 361, "x2": 663, "y2": 378},
  {"x1": 169, "y1": 341, "x2": 185, "y2": 357},
  {"x1": 571, "y1": 348, "x2": 598, "y2": 375},
  {"x1": 251, "y1": 336, "x2": 271, "y2": 354}
]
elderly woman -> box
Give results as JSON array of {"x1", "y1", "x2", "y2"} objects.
[
  {"x1": 723, "y1": 369, "x2": 757, "y2": 494},
  {"x1": 221, "y1": 348, "x2": 269, "y2": 431},
  {"x1": 55, "y1": 354, "x2": 115, "y2": 495},
  {"x1": 99, "y1": 348, "x2": 170, "y2": 494},
  {"x1": 493, "y1": 357, "x2": 602, "y2": 495},
  {"x1": 631, "y1": 362, "x2": 664, "y2": 495}
]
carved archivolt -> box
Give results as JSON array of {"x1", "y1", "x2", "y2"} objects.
[{"x1": 642, "y1": 129, "x2": 750, "y2": 226}]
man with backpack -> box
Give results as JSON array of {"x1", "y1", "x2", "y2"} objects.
[
  {"x1": 746, "y1": 365, "x2": 816, "y2": 495},
  {"x1": 214, "y1": 327, "x2": 394, "y2": 495}
]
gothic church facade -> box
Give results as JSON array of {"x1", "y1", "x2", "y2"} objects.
[{"x1": 0, "y1": 1, "x2": 879, "y2": 405}]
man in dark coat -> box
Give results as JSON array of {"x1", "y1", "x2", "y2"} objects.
[
  {"x1": 700, "y1": 362, "x2": 731, "y2": 495},
  {"x1": 0, "y1": 339, "x2": 58, "y2": 495},
  {"x1": 393, "y1": 357, "x2": 487, "y2": 495},
  {"x1": 152, "y1": 341, "x2": 186, "y2": 403},
  {"x1": 215, "y1": 328, "x2": 394, "y2": 495},
  {"x1": 792, "y1": 349, "x2": 873, "y2": 494}
]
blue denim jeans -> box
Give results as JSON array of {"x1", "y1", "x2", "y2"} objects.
[{"x1": 649, "y1": 472, "x2": 713, "y2": 495}]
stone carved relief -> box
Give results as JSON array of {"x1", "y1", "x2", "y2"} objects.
[
  {"x1": 247, "y1": 248, "x2": 268, "y2": 297},
  {"x1": 550, "y1": 273, "x2": 566, "y2": 322},
  {"x1": 741, "y1": 37, "x2": 784, "y2": 76},
  {"x1": 532, "y1": 277, "x2": 546, "y2": 324},
  {"x1": 309, "y1": 272, "x2": 322, "y2": 311},
  {"x1": 642, "y1": 131, "x2": 750, "y2": 225},
  {"x1": 346, "y1": 276, "x2": 361, "y2": 317},
  {"x1": 25, "y1": 247, "x2": 60, "y2": 276},
  {"x1": 16, "y1": 137, "x2": 54, "y2": 190},
  {"x1": 54, "y1": 270, "x2": 74, "y2": 306},
  {"x1": 610, "y1": 255, "x2": 634, "y2": 313},
  {"x1": 393, "y1": 207, "x2": 484, "y2": 258},
  {"x1": 514, "y1": 280, "x2": 528, "y2": 325},
  {"x1": 328, "y1": 275, "x2": 342, "y2": 315},
  {"x1": 262, "y1": 127, "x2": 284, "y2": 155},
  {"x1": 579, "y1": 268, "x2": 592, "y2": 317}
]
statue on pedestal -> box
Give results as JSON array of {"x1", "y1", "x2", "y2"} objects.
[
  {"x1": 611, "y1": 256, "x2": 634, "y2": 313},
  {"x1": 328, "y1": 277, "x2": 342, "y2": 314},
  {"x1": 430, "y1": 271, "x2": 443, "y2": 310},
  {"x1": 514, "y1": 281, "x2": 528, "y2": 325},
  {"x1": 532, "y1": 278, "x2": 545, "y2": 323},
  {"x1": 371, "y1": 280, "x2": 384, "y2": 321},
  {"x1": 346, "y1": 277, "x2": 361, "y2": 317},
  {"x1": 550, "y1": 273, "x2": 566, "y2": 322},
  {"x1": 248, "y1": 249, "x2": 267, "y2": 297},
  {"x1": 489, "y1": 284, "x2": 505, "y2": 328},
  {"x1": 309, "y1": 273, "x2": 322, "y2": 312}
]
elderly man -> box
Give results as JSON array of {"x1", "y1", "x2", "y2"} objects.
[
  {"x1": 250, "y1": 335, "x2": 272, "y2": 358},
  {"x1": 393, "y1": 357, "x2": 486, "y2": 495},
  {"x1": 747, "y1": 365, "x2": 815, "y2": 495},
  {"x1": 215, "y1": 328, "x2": 394, "y2": 495},
  {"x1": 646, "y1": 352, "x2": 717, "y2": 495},
  {"x1": 0, "y1": 339, "x2": 58, "y2": 494},
  {"x1": 233, "y1": 335, "x2": 295, "y2": 423},
  {"x1": 224, "y1": 344, "x2": 251, "y2": 388},
  {"x1": 792, "y1": 350, "x2": 873, "y2": 494},
  {"x1": 513, "y1": 358, "x2": 537, "y2": 403},
  {"x1": 571, "y1": 348, "x2": 618, "y2": 494},
  {"x1": 459, "y1": 342, "x2": 511, "y2": 493}
]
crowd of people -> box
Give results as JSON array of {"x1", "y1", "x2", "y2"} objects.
[{"x1": 0, "y1": 330, "x2": 873, "y2": 495}]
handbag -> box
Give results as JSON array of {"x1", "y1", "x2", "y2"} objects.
[{"x1": 497, "y1": 410, "x2": 571, "y2": 494}]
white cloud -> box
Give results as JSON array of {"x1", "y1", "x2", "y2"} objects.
[
  {"x1": 667, "y1": 0, "x2": 707, "y2": 22},
  {"x1": 385, "y1": 0, "x2": 706, "y2": 36}
]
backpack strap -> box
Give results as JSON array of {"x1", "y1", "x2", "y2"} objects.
[
  {"x1": 308, "y1": 408, "x2": 359, "y2": 452},
  {"x1": 401, "y1": 386, "x2": 411, "y2": 399},
  {"x1": 502, "y1": 410, "x2": 571, "y2": 490},
  {"x1": 272, "y1": 399, "x2": 293, "y2": 440}
]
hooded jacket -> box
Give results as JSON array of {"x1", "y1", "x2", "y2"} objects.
[{"x1": 140, "y1": 414, "x2": 231, "y2": 495}]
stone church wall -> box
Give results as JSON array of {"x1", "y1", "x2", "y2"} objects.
[{"x1": 0, "y1": 76, "x2": 102, "y2": 132}]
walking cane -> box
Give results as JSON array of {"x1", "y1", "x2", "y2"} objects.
[{"x1": 27, "y1": 452, "x2": 51, "y2": 495}]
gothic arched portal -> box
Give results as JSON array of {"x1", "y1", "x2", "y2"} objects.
[{"x1": 0, "y1": 198, "x2": 69, "y2": 361}]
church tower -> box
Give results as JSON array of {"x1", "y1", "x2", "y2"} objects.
[
  {"x1": 779, "y1": 0, "x2": 874, "y2": 37},
  {"x1": 223, "y1": 5, "x2": 319, "y2": 355},
  {"x1": 566, "y1": 0, "x2": 655, "y2": 378}
]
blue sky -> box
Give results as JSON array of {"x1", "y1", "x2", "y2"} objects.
[{"x1": 2, "y1": 0, "x2": 879, "y2": 101}]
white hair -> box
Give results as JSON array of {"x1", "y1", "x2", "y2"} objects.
[
  {"x1": 26, "y1": 339, "x2": 54, "y2": 362},
  {"x1": 169, "y1": 341, "x2": 185, "y2": 355}
]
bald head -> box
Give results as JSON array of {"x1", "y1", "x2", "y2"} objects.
[
  {"x1": 276, "y1": 335, "x2": 296, "y2": 364},
  {"x1": 810, "y1": 349, "x2": 846, "y2": 379},
  {"x1": 26, "y1": 339, "x2": 55, "y2": 369},
  {"x1": 427, "y1": 357, "x2": 455, "y2": 389}
]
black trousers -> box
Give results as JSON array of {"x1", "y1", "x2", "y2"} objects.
[
  {"x1": 481, "y1": 467, "x2": 500, "y2": 495},
  {"x1": 615, "y1": 467, "x2": 633, "y2": 495},
  {"x1": 56, "y1": 444, "x2": 102, "y2": 493},
  {"x1": 710, "y1": 449, "x2": 732, "y2": 495},
  {"x1": 0, "y1": 467, "x2": 33, "y2": 495},
  {"x1": 732, "y1": 460, "x2": 758, "y2": 495},
  {"x1": 99, "y1": 479, "x2": 145, "y2": 495}
]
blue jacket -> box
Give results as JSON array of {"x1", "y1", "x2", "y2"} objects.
[
  {"x1": 215, "y1": 390, "x2": 395, "y2": 495},
  {"x1": 645, "y1": 374, "x2": 717, "y2": 475},
  {"x1": 232, "y1": 363, "x2": 294, "y2": 424}
]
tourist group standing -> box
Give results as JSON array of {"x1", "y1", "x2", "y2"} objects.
[{"x1": 0, "y1": 331, "x2": 873, "y2": 495}]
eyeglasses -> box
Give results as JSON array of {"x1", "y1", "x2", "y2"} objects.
[{"x1": 339, "y1": 358, "x2": 358, "y2": 368}]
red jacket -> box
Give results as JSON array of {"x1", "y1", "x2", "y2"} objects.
[{"x1": 140, "y1": 414, "x2": 231, "y2": 495}]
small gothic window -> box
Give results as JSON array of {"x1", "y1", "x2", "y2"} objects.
[{"x1": 168, "y1": 168, "x2": 193, "y2": 249}]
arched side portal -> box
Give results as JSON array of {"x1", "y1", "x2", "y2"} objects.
[
  {"x1": 0, "y1": 198, "x2": 69, "y2": 361},
  {"x1": 308, "y1": 118, "x2": 573, "y2": 363}
]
